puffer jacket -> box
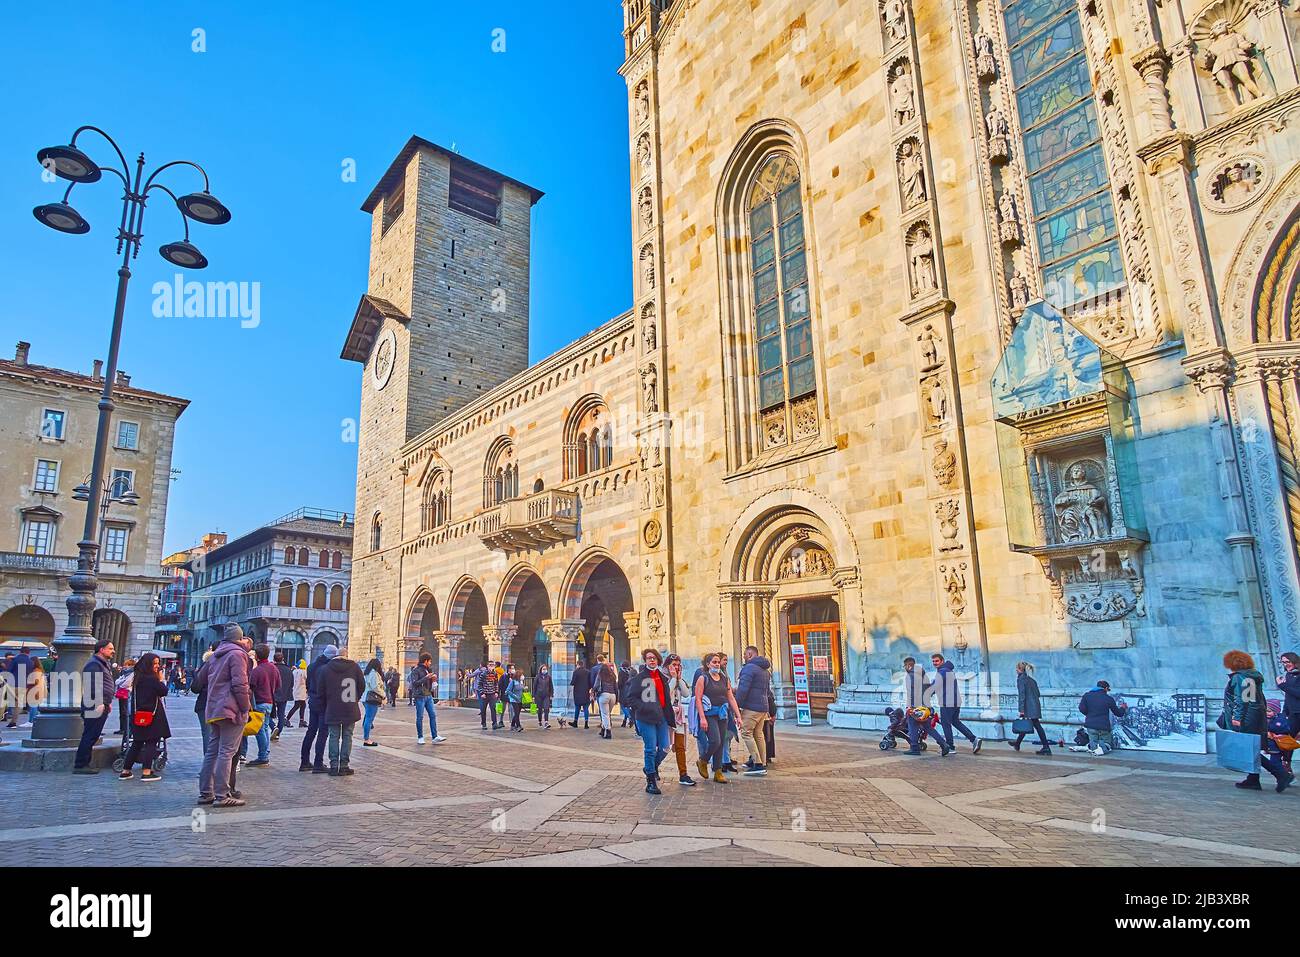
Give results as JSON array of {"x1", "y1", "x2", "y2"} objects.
[
  {"x1": 203, "y1": 641, "x2": 252, "y2": 725},
  {"x1": 1224, "y1": 668, "x2": 1267, "y2": 734},
  {"x1": 1079, "y1": 687, "x2": 1125, "y2": 731},
  {"x1": 735, "y1": 655, "x2": 772, "y2": 712},
  {"x1": 321, "y1": 657, "x2": 364, "y2": 725},
  {"x1": 928, "y1": 661, "x2": 962, "y2": 709},
  {"x1": 533, "y1": 670, "x2": 554, "y2": 705}
]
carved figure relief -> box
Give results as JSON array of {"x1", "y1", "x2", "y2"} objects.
[
  {"x1": 985, "y1": 104, "x2": 1010, "y2": 164},
  {"x1": 779, "y1": 546, "x2": 833, "y2": 580},
  {"x1": 998, "y1": 189, "x2": 1021, "y2": 247},
  {"x1": 973, "y1": 31, "x2": 997, "y2": 80},
  {"x1": 639, "y1": 187, "x2": 654, "y2": 232},
  {"x1": 653, "y1": 469, "x2": 665, "y2": 507},
  {"x1": 634, "y1": 81, "x2": 650, "y2": 125},
  {"x1": 941, "y1": 562, "x2": 968, "y2": 617},
  {"x1": 889, "y1": 60, "x2": 916, "y2": 127},
  {"x1": 898, "y1": 140, "x2": 927, "y2": 208},
  {"x1": 923, "y1": 375, "x2": 949, "y2": 427},
  {"x1": 643, "y1": 518, "x2": 663, "y2": 549},
  {"x1": 1200, "y1": 20, "x2": 1263, "y2": 105},
  {"x1": 935, "y1": 498, "x2": 962, "y2": 551},
  {"x1": 641, "y1": 362, "x2": 659, "y2": 413},
  {"x1": 645, "y1": 607, "x2": 662, "y2": 636},
  {"x1": 908, "y1": 222, "x2": 937, "y2": 296},
  {"x1": 882, "y1": 0, "x2": 908, "y2": 46},
  {"x1": 1053, "y1": 461, "x2": 1111, "y2": 543},
  {"x1": 641, "y1": 302, "x2": 657, "y2": 352},
  {"x1": 640, "y1": 472, "x2": 652, "y2": 510},
  {"x1": 917, "y1": 324, "x2": 942, "y2": 370},
  {"x1": 640, "y1": 245, "x2": 656, "y2": 291},
  {"x1": 1206, "y1": 158, "x2": 1267, "y2": 212},
  {"x1": 636, "y1": 134, "x2": 652, "y2": 179},
  {"x1": 932, "y1": 437, "x2": 957, "y2": 488},
  {"x1": 1009, "y1": 269, "x2": 1030, "y2": 311}
]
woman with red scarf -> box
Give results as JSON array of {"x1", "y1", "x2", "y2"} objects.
[{"x1": 623, "y1": 648, "x2": 676, "y2": 795}]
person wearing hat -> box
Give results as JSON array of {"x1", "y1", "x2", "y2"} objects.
[
  {"x1": 286, "y1": 659, "x2": 309, "y2": 728},
  {"x1": 196, "y1": 624, "x2": 252, "y2": 806},
  {"x1": 1078, "y1": 679, "x2": 1126, "y2": 755}
]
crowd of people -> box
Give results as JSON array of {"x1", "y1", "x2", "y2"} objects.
[{"x1": 2, "y1": 629, "x2": 1287, "y2": 805}]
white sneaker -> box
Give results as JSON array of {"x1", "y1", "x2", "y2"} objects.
[
  {"x1": 432, "y1": 736, "x2": 447, "y2": 743},
  {"x1": 416, "y1": 736, "x2": 426, "y2": 745},
  {"x1": 1091, "y1": 745, "x2": 1106, "y2": 756}
]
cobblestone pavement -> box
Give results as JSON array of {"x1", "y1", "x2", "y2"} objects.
[{"x1": 2, "y1": 704, "x2": 1295, "y2": 867}]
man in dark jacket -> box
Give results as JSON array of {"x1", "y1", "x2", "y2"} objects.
[
  {"x1": 300, "y1": 648, "x2": 332, "y2": 772},
  {"x1": 72, "y1": 639, "x2": 117, "y2": 773},
  {"x1": 570, "y1": 662, "x2": 592, "y2": 729},
  {"x1": 473, "y1": 663, "x2": 502, "y2": 731},
  {"x1": 900, "y1": 656, "x2": 949, "y2": 757},
  {"x1": 625, "y1": 649, "x2": 676, "y2": 794},
  {"x1": 246, "y1": 645, "x2": 280, "y2": 766},
  {"x1": 618, "y1": 662, "x2": 636, "y2": 727},
  {"x1": 735, "y1": 645, "x2": 772, "y2": 775},
  {"x1": 1077, "y1": 680, "x2": 1127, "y2": 755},
  {"x1": 271, "y1": 651, "x2": 293, "y2": 741},
  {"x1": 319, "y1": 646, "x2": 364, "y2": 775},
  {"x1": 1276, "y1": 652, "x2": 1300, "y2": 735},
  {"x1": 928, "y1": 654, "x2": 982, "y2": 754},
  {"x1": 410, "y1": 653, "x2": 445, "y2": 744}
]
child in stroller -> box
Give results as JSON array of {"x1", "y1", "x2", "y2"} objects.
[{"x1": 879, "y1": 706, "x2": 938, "y2": 751}]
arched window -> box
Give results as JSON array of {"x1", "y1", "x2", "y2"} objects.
[
  {"x1": 295, "y1": 583, "x2": 309, "y2": 608},
  {"x1": 484, "y1": 438, "x2": 517, "y2": 507},
  {"x1": 563, "y1": 396, "x2": 611, "y2": 479},
  {"x1": 278, "y1": 581, "x2": 292, "y2": 606},
  {"x1": 283, "y1": 546, "x2": 295, "y2": 565},
  {"x1": 370, "y1": 513, "x2": 382, "y2": 552},
  {"x1": 318, "y1": 549, "x2": 328, "y2": 568},
  {"x1": 718, "y1": 130, "x2": 827, "y2": 469},
  {"x1": 313, "y1": 583, "x2": 327, "y2": 609},
  {"x1": 421, "y1": 469, "x2": 449, "y2": 532},
  {"x1": 329, "y1": 584, "x2": 344, "y2": 610},
  {"x1": 998, "y1": 0, "x2": 1125, "y2": 307},
  {"x1": 297, "y1": 549, "x2": 308, "y2": 566},
  {"x1": 332, "y1": 550, "x2": 342, "y2": 569}
]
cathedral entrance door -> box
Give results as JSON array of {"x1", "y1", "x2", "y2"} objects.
[{"x1": 787, "y1": 618, "x2": 840, "y2": 718}]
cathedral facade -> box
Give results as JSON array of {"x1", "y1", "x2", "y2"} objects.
[{"x1": 343, "y1": 0, "x2": 1300, "y2": 734}]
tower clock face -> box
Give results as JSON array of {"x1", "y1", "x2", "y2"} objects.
[{"x1": 372, "y1": 328, "x2": 397, "y2": 392}]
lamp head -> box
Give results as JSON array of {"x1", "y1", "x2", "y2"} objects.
[
  {"x1": 159, "y1": 240, "x2": 208, "y2": 269},
  {"x1": 177, "y1": 191, "x2": 231, "y2": 225},
  {"x1": 36, "y1": 144, "x2": 101, "y2": 183},
  {"x1": 33, "y1": 202, "x2": 90, "y2": 234}
]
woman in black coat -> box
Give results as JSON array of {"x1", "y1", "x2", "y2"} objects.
[
  {"x1": 1009, "y1": 661, "x2": 1051, "y2": 755},
  {"x1": 533, "y1": 665, "x2": 555, "y2": 729},
  {"x1": 119, "y1": 653, "x2": 172, "y2": 782}
]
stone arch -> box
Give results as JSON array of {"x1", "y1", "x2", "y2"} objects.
[
  {"x1": 560, "y1": 547, "x2": 635, "y2": 666},
  {"x1": 405, "y1": 587, "x2": 440, "y2": 644},
  {"x1": 445, "y1": 575, "x2": 484, "y2": 632},
  {"x1": 720, "y1": 486, "x2": 860, "y2": 583},
  {"x1": 0, "y1": 603, "x2": 56, "y2": 645},
  {"x1": 496, "y1": 562, "x2": 553, "y2": 674},
  {"x1": 91, "y1": 608, "x2": 132, "y2": 664},
  {"x1": 1222, "y1": 162, "x2": 1300, "y2": 348}
]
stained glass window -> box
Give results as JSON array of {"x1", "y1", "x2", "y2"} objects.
[
  {"x1": 1002, "y1": 0, "x2": 1125, "y2": 302},
  {"x1": 748, "y1": 154, "x2": 817, "y2": 412}
]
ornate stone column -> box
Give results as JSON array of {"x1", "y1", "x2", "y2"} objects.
[
  {"x1": 400, "y1": 636, "x2": 423, "y2": 696},
  {"x1": 542, "y1": 618, "x2": 584, "y2": 715},
  {"x1": 482, "y1": 625, "x2": 516, "y2": 668},
  {"x1": 433, "y1": 630, "x2": 462, "y2": 703},
  {"x1": 1131, "y1": 46, "x2": 1174, "y2": 136},
  {"x1": 622, "y1": 610, "x2": 641, "y2": 650}
]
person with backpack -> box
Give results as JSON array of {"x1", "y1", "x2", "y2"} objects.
[
  {"x1": 618, "y1": 661, "x2": 636, "y2": 728},
  {"x1": 271, "y1": 651, "x2": 294, "y2": 740},
  {"x1": 1078, "y1": 679, "x2": 1127, "y2": 755},
  {"x1": 927, "y1": 653, "x2": 982, "y2": 754},
  {"x1": 360, "y1": 656, "x2": 386, "y2": 747},
  {"x1": 118, "y1": 653, "x2": 171, "y2": 782},
  {"x1": 246, "y1": 645, "x2": 280, "y2": 767},
  {"x1": 592, "y1": 654, "x2": 619, "y2": 739},
  {"x1": 533, "y1": 664, "x2": 554, "y2": 729},
  {"x1": 410, "y1": 653, "x2": 445, "y2": 744},
  {"x1": 570, "y1": 661, "x2": 592, "y2": 729}
]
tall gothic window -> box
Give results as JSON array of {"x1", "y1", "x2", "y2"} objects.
[
  {"x1": 748, "y1": 154, "x2": 816, "y2": 418},
  {"x1": 484, "y1": 438, "x2": 518, "y2": 507},
  {"x1": 421, "y1": 469, "x2": 448, "y2": 532},
  {"x1": 1002, "y1": 0, "x2": 1124, "y2": 305}
]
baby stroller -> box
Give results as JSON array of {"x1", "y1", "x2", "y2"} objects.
[
  {"x1": 879, "y1": 706, "x2": 938, "y2": 751},
  {"x1": 111, "y1": 709, "x2": 169, "y2": 773}
]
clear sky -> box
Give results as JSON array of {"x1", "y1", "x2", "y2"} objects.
[{"x1": 0, "y1": 1, "x2": 633, "y2": 554}]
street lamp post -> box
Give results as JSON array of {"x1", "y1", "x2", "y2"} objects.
[{"x1": 27, "y1": 126, "x2": 229, "y2": 750}]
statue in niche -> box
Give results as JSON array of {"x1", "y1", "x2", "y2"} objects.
[
  {"x1": 1053, "y1": 461, "x2": 1111, "y2": 543},
  {"x1": 643, "y1": 318, "x2": 657, "y2": 353},
  {"x1": 1008, "y1": 269, "x2": 1030, "y2": 311},
  {"x1": 973, "y1": 31, "x2": 997, "y2": 80},
  {"x1": 889, "y1": 62, "x2": 916, "y2": 126},
  {"x1": 909, "y1": 225, "x2": 937, "y2": 295},
  {"x1": 637, "y1": 135, "x2": 652, "y2": 178},
  {"x1": 932, "y1": 437, "x2": 957, "y2": 488},
  {"x1": 923, "y1": 375, "x2": 949, "y2": 426},
  {"x1": 638, "y1": 434, "x2": 651, "y2": 469},
  {"x1": 882, "y1": 0, "x2": 908, "y2": 45},
  {"x1": 635, "y1": 82, "x2": 650, "y2": 124},
  {"x1": 985, "y1": 105, "x2": 1010, "y2": 163},
  {"x1": 639, "y1": 189, "x2": 654, "y2": 232},
  {"x1": 640, "y1": 472, "x2": 652, "y2": 510},
  {"x1": 640, "y1": 246, "x2": 656, "y2": 291},
  {"x1": 653, "y1": 469, "x2": 665, "y2": 507},
  {"x1": 998, "y1": 190, "x2": 1021, "y2": 246},
  {"x1": 1202, "y1": 20, "x2": 1263, "y2": 105},
  {"x1": 898, "y1": 141, "x2": 926, "y2": 207},
  {"x1": 641, "y1": 363, "x2": 660, "y2": 413},
  {"x1": 918, "y1": 324, "x2": 941, "y2": 369},
  {"x1": 942, "y1": 562, "x2": 968, "y2": 617}
]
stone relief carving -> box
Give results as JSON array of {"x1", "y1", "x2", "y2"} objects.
[
  {"x1": 635, "y1": 80, "x2": 650, "y2": 125},
  {"x1": 645, "y1": 607, "x2": 662, "y2": 636},
  {"x1": 931, "y1": 437, "x2": 957, "y2": 488},
  {"x1": 889, "y1": 59, "x2": 916, "y2": 127},
  {"x1": 935, "y1": 498, "x2": 962, "y2": 552},
  {"x1": 792, "y1": 395, "x2": 819, "y2": 439},
  {"x1": 941, "y1": 561, "x2": 968, "y2": 617},
  {"x1": 763, "y1": 409, "x2": 787, "y2": 449},
  {"x1": 923, "y1": 375, "x2": 949, "y2": 427},
  {"x1": 643, "y1": 518, "x2": 662, "y2": 549},
  {"x1": 1206, "y1": 157, "x2": 1269, "y2": 212},
  {"x1": 917, "y1": 324, "x2": 942, "y2": 371},
  {"x1": 640, "y1": 472, "x2": 652, "y2": 510},
  {"x1": 640, "y1": 362, "x2": 659, "y2": 413},
  {"x1": 907, "y1": 221, "x2": 937, "y2": 296},
  {"x1": 973, "y1": 31, "x2": 997, "y2": 80},
  {"x1": 640, "y1": 245, "x2": 656, "y2": 291},
  {"x1": 881, "y1": 0, "x2": 908, "y2": 46},
  {"x1": 897, "y1": 139, "x2": 927, "y2": 208},
  {"x1": 779, "y1": 546, "x2": 833, "y2": 580},
  {"x1": 985, "y1": 104, "x2": 1010, "y2": 164},
  {"x1": 998, "y1": 189, "x2": 1021, "y2": 247},
  {"x1": 639, "y1": 187, "x2": 654, "y2": 232},
  {"x1": 1199, "y1": 19, "x2": 1264, "y2": 106},
  {"x1": 1008, "y1": 269, "x2": 1030, "y2": 312},
  {"x1": 1053, "y1": 460, "x2": 1111, "y2": 543},
  {"x1": 653, "y1": 468, "x2": 665, "y2": 507},
  {"x1": 636, "y1": 134, "x2": 652, "y2": 179}
]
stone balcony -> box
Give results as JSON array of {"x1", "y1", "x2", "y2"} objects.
[
  {"x1": 0, "y1": 552, "x2": 78, "y2": 574},
  {"x1": 478, "y1": 489, "x2": 579, "y2": 552}
]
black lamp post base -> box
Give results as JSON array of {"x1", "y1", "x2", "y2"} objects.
[{"x1": 0, "y1": 742, "x2": 115, "y2": 772}]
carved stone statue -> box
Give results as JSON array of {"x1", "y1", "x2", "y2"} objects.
[
  {"x1": 1202, "y1": 20, "x2": 1263, "y2": 105},
  {"x1": 640, "y1": 246, "x2": 656, "y2": 291},
  {"x1": 985, "y1": 105, "x2": 1010, "y2": 163},
  {"x1": 942, "y1": 562, "x2": 967, "y2": 617},
  {"x1": 654, "y1": 469, "x2": 665, "y2": 507},
  {"x1": 909, "y1": 226, "x2": 936, "y2": 294},
  {"x1": 639, "y1": 189, "x2": 653, "y2": 232},
  {"x1": 923, "y1": 376, "x2": 948, "y2": 426},
  {"x1": 882, "y1": 0, "x2": 908, "y2": 45},
  {"x1": 889, "y1": 63, "x2": 916, "y2": 126},
  {"x1": 973, "y1": 31, "x2": 997, "y2": 80},
  {"x1": 640, "y1": 472, "x2": 652, "y2": 509},
  {"x1": 637, "y1": 135, "x2": 652, "y2": 178},
  {"x1": 918, "y1": 324, "x2": 941, "y2": 369},
  {"x1": 1008, "y1": 269, "x2": 1030, "y2": 311},
  {"x1": 635, "y1": 82, "x2": 650, "y2": 124},
  {"x1": 998, "y1": 190, "x2": 1021, "y2": 246},
  {"x1": 641, "y1": 363, "x2": 659, "y2": 413},
  {"x1": 931, "y1": 437, "x2": 957, "y2": 488},
  {"x1": 898, "y1": 141, "x2": 926, "y2": 207},
  {"x1": 643, "y1": 318, "x2": 657, "y2": 353},
  {"x1": 1053, "y1": 462, "x2": 1111, "y2": 543}
]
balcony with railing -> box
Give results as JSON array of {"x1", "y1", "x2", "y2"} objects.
[
  {"x1": 0, "y1": 552, "x2": 78, "y2": 574},
  {"x1": 478, "y1": 489, "x2": 579, "y2": 552}
]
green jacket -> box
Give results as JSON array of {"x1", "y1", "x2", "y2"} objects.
[{"x1": 1223, "y1": 668, "x2": 1267, "y2": 733}]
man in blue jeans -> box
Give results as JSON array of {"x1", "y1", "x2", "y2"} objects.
[
  {"x1": 246, "y1": 644, "x2": 279, "y2": 767},
  {"x1": 625, "y1": 648, "x2": 674, "y2": 795},
  {"x1": 72, "y1": 639, "x2": 117, "y2": 774},
  {"x1": 410, "y1": 653, "x2": 446, "y2": 745},
  {"x1": 928, "y1": 653, "x2": 982, "y2": 754}
]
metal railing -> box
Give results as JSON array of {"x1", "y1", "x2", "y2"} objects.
[{"x1": 0, "y1": 552, "x2": 78, "y2": 573}]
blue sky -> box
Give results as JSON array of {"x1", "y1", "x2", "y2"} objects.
[{"x1": 0, "y1": 1, "x2": 633, "y2": 554}]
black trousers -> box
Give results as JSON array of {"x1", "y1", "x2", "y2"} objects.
[
  {"x1": 74, "y1": 711, "x2": 109, "y2": 768},
  {"x1": 123, "y1": 737, "x2": 159, "y2": 771},
  {"x1": 1013, "y1": 718, "x2": 1050, "y2": 749},
  {"x1": 479, "y1": 693, "x2": 500, "y2": 728},
  {"x1": 300, "y1": 705, "x2": 327, "y2": 765},
  {"x1": 273, "y1": 701, "x2": 288, "y2": 731},
  {"x1": 286, "y1": 700, "x2": 307, "y2": 724}
]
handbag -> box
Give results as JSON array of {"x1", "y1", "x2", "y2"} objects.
[
  {"x1": 242, "y1": 707, "x2": 265, "y2": 738},
  {"x1": 132, "y1": 699, "x2": 158, "y2": 728},
  {"x1": 1010, "y1": 717, "x2": 1034, "y2": 735},
  {"x1": 1215, "y1": 728, "x2": 1262, "y2": 774},
  {"x1": 1274, "y1": 734, "x2": 1299, "y2": 752},
  {"x1": 495, "y1": 701, "x2": 505, "y2": 715},
  {"x1": 365, "y1": 690, "x2": 384, "y2": 705}
]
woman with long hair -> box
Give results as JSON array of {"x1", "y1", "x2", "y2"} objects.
[
  {"x1": 361, "y1": 657, "x2": 385, "y2": 747},
  {"x1": 119, "y1": 653, "x2": 171, "y2": 782},
  {"x1": 693, "y1": 652, "x2": 743, "y2": 784},
  {"x1": 1008, "y1": 661, "x2": 1051, "y2": 755}
]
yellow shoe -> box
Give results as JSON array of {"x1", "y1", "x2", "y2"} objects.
[
  {"x1": 696, "y1": 759, "x2": 709, "y2": 779},
  {"x1": 712, "y1": 770, "x2": 728, "y2": 784}
]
